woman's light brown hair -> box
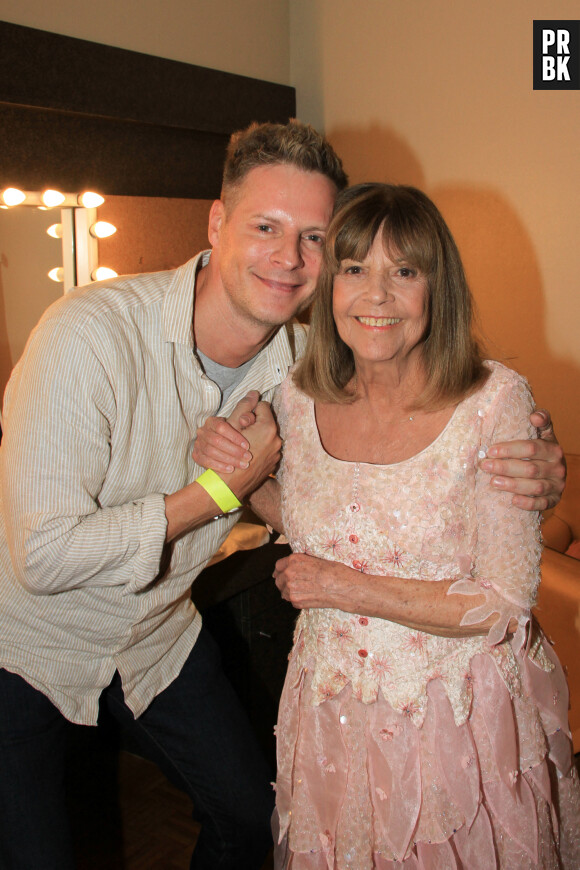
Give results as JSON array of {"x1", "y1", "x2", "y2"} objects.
[{"x1": 294, "y1": 183, "x2": 488, "y2": 408}]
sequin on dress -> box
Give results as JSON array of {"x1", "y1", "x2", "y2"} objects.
[{"x1": 273, "y1": 361, "x2": 580, "y2": 869}]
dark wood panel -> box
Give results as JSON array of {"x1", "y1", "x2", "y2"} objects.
[
  {"x1": 0, "y1": 20, "x2": 295, "y2": 134},
  {"x1": 0, "y1": 20, "x2": 296, "y2": 197},
  {"x1": 0, "y1": 103, "x2": 229, "y2": 198}
]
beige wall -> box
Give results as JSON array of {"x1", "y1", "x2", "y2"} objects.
[
  {"x1": 0, "y1": 0, "x2": 290, "y2": 83},
  {"x1": 291, "y1": 0, "x2": 580, "y2": 453}
]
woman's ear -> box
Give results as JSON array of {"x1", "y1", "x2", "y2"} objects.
[{"x1": 208, "y1": 199, "x2": 225, "y2": 248}]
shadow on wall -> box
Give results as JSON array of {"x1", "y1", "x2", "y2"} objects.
[{"x1": 327, "y1": 124, "x2": 580, "y2": 453}]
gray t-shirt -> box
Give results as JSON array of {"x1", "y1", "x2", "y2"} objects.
[{"x1": 197, "y1": 350, "x2": 257, "y2": 411}]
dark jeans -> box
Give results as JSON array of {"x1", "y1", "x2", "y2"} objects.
[{"x1": 0, "y1": 627, "x2": 274, "y2": 870}]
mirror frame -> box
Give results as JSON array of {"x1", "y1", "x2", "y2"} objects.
[{"x1": 0, "y1": 20, "x2": 296, "y2": 199}]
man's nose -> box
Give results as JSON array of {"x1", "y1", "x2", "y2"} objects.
[{"x1": 270, "y1": 235, "x2": 304, "y2": 270}]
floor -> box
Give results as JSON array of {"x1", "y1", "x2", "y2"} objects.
[{"x1": 67, "y1": 736, "x2": 273, "y2": 870}]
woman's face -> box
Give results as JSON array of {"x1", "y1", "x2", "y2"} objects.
[{"x1": 332, "y1": 231, "x2": 429, "y2": 371}]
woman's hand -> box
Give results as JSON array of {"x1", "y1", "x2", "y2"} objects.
[
  {"x1": 480, "y1": 409, "x2": 566, "y2": 511},
  {"x1": 274, "y1": 553, "x2": 355, "y2": 610}
]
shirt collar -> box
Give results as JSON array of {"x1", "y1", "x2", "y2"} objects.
[{"x1": 162, "y1": 250, "x2": 209, "y2": 346}]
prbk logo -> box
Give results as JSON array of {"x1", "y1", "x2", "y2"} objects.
[{"x1": 533, "y1": 21, "x2": 579, "y2": 89}]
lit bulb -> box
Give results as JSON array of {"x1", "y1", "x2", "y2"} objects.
[
  {"x1": 2, "y1": 188, "x2": 26, "y2": 206},
  {"x1": 91, "y1": 267, "x2": 118, "y2": 281},
  {"x1": 48, "y1": 267, "x2": 65, "y2": 283},
  {"x1": 42, "y1": 190, "x2": 66, "y2": 208},
  {"x1": 78, "y1": 192, "x2": 105, "y2": 208},
  {"x1": 89, "y1": 221, "x2": 117, "y2": 239},
  {"x1": 47, "y1": 224, "x2": 63, "y2": 239}
]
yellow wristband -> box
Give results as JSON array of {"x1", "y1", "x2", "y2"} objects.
[{"x1": 196, "y1": 469, "x2": 242, "y2": 514}]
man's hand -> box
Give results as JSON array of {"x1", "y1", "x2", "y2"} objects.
[
  {"x1": 165, "y1": 395, "x2": 280, "y2": 542},
  {"x1": 226, "y1": 401, "x2": 282, "y2": 502},
  {"x1": 479, "y1": 409, "x2": 566, "y2": 511},
  {"x1": 192, "y1": 391, "x2": 260, "y2": 474}
]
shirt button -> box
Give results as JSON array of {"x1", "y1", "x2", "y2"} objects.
[
  {"x1": 358, "y1": 617, "x2": 368, "y2": 626},
  {"x1": 358, "y1": 649, "x2": 368, "y2": 658}
]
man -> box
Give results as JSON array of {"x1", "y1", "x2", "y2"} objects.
[{"x1": 0, "y1": 120, "x2": 564, "y2": 870}]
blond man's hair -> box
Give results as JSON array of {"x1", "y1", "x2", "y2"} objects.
[{"x1": 221, "y1": 119, "x2": 348, "y2": 208}]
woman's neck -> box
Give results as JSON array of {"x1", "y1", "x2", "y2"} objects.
[{"x1": 351, "y1": 352, "x2": 426, "y2": 414}]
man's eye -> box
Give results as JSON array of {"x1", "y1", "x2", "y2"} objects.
[
  {"x1": 303, "y1": 233, "x2": 324, "y2": 244},
  {"x1": 257, "y1": 224, "x2": 273, "y2": 233}
]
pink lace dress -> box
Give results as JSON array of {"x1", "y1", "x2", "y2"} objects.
[{"x1": 273, "y1": 361, "x2": 580, "y2": 869}]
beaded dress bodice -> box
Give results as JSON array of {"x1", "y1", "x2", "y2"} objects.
[{"x1": 276, "y1": 361, "x2": 544, "y2": 727}]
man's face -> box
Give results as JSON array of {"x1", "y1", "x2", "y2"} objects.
[{"x1": 208, "y1": 164, "x2": 337, "y2": 330}]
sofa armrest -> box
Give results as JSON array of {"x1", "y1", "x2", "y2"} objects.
[
  {"x1": 536, "y1": 547, "x2": 580, "y2": 751},
  {"x1": 541, "y1": 514, "x2": 573, "y2": 553}
]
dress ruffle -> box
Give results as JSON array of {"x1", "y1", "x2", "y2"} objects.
[{"x1": 274, "y1": 640, "x2": 580, "y2": 869}]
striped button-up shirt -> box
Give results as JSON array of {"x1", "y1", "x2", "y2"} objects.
[{"x1": 0, "y1": 251, "x2": 307, "y2": 724}]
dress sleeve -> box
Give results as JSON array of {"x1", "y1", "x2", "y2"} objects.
[
  {"x1": 448, "y1": 372, "x2": 542, "y2": 647},
  {"x1": 1, "y1": 318, "x2": 168, "y2": 595}
]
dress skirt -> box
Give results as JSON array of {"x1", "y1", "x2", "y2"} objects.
[{"x1": 273, "y1": 639, "x2": 580, "y2": 870}]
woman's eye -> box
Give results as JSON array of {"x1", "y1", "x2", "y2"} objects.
[
  {"x1": 343, "y1": 265, "x2": 362, "y2": 275},
  {"x1": 398, "y1": 267, "x2": 416, "y2": 278}
]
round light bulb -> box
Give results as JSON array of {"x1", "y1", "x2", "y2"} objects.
[
  {"x1": 90, "y1": 221, "x2": 117, "y2": 239},
  {"x1": 42, "y1": 189, "x2": 66, "y2": 208},
  {"x1": 47, "y1": 223, "x2": 63, "y2": 239},
  {"x1": 92, "y1": 267, "x2": 118, "y2": 281},
  {"x1": 2, "y1": 188, "x2": 26, "y2": 206},
  {"x1": 79, "y1": 192, "x2": 105, "y2": 208},
  {"x1": 48, "y1": 267, "x2": 65, "y2": 283}
]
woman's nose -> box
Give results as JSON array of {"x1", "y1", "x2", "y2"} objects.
[{"x1": 366, "y1": 272, "x2": 393, "y2": 302}]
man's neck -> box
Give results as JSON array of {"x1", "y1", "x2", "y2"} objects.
[{"x1": 193, "y1": 256, "x2": 279, "y2": 367}]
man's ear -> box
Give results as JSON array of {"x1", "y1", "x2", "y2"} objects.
[{"x1": 208, "y1": 199, "x2": 225, "y2": 247}]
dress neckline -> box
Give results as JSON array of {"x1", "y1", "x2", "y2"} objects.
[{"x1": 309, "y1": 395, "x2": 462, "y2": 469}]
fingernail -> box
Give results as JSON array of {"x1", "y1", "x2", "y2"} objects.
[
  {"x1": 241, "y1": 441, "x2": 250, "y2": 451},
  {"x1": 240, "y1": 461, "x2": 249, "y2": 469},
  {"x1": 491, "y1": 477, "x2": 507, "y2": 488},
  {"x1": 480, "y1": 460, "x2": 493, "y2": 472},
  {"x1": 243, "y1": 451, "x2": 252, "y2": 460}
]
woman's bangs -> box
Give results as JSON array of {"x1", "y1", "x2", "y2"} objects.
[
  {"x1": 331, "y1": 208, "x2": 385, "y2": 269},
  {"x1": 380, "y1": 214, "x2": 438, "y2": 276}
]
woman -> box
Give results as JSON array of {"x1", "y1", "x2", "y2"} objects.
[
  {"x1": 264, "y1": 184, "x2": 579, "y2": 868},
  {"x1": 195, "y1": 183, "x2": 579, "y2": 868}
]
